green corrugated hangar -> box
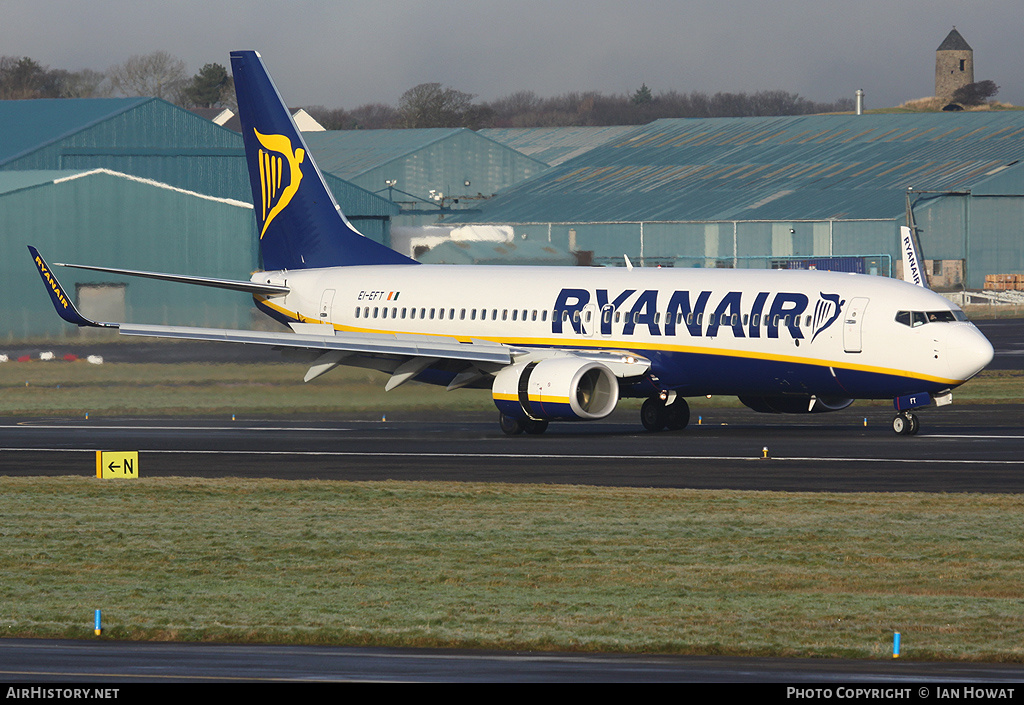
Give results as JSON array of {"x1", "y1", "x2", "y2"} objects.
[
  {"x1": 302, "y1": 128, "x2": 547, "y2": 226},
  {"x1": 452, "y1": 113, "x2": 1024, "y2": 289},
  {"x1": 2, "y1": 169, "x2": 256, "y2": 339},
  {"x1": 478, "y1": 126, "x2": 638, "y2": 167},
  {"x1": 0, "y1": 98, "x2": 399, "y2": 340},
  {"x1": 0, "y1": 97, "x2": 398, "y2": 247}
]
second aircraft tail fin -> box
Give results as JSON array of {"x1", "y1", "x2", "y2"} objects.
[{"x1": 899, "y1": 226, "x2": 926, "y2": 288}]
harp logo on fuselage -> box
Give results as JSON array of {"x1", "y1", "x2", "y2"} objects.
[
  {"x1": 552, "y1": 288, "x2": 846, "y2": 341},
  {"x1": 255, "y1": 129, "x2": 305, "y2": 239}
]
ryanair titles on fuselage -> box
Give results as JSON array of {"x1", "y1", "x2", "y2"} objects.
[{"x1": 552, "y1": 288, "x2": 846, "y2": 341}]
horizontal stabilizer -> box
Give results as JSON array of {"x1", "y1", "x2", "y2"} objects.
[{"x1": 55, "y1": 262, "x2": 289, "y2": 296}]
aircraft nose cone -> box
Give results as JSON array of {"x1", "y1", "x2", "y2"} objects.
[{"x1": 946, "y1": 324, "x2": 994, "y2": 382}]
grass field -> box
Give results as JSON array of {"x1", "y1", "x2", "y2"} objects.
[
  {"x1": 0, "y1": 360, "x2": 1020, "y2": 416},
  {"x1": 3, "y1": 478, "x2": 1024, "y2": 660}
]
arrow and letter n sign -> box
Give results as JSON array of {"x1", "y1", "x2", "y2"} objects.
[{"x1": 96, "y1": 451, "x2": 140, "y2": 479}]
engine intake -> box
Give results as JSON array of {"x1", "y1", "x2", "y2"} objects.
[{"x1": 493, "y1": 358, "x2": 619, "y2": 421}]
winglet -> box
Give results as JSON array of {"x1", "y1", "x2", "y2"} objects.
[{"x1": 28, "y1": 246, "x2": 114, "y2": 328}]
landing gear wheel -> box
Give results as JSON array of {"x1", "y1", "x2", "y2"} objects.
[
  {"x1": 892, "y1": 411, "x2": 919, "y2": 436},
  {"x1": 665, "y1": 398, "x2": 690, "y2": 431},
  {"x1": 523, "y1": 418, "x2": 549, "y2": 435},
  {"x1": 499, "y1": 413, "x2": 525, "y2": 436},
  {"x1": 641, "y1": 397, "x2": 668, "y2": 432}
]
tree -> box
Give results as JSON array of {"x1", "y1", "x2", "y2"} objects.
[
  {"x1": 398, "y1": 83, "x2": 476, "y2": 128},
  {"x1": 0, "y1": 57, "x2": 59, "y2": 99},
  {"x1": 951, "y1": 80, "x2": 999, "y2": 107},
  {"x1": 60, "y1": 68, "x2": 111, "y2": 98},
  {"x1": 306, "y1": 103, "x2": 402, "y2": 130},
  {"x1": 631, "y1": 83, "x2": 653, "y2": 106},
  {"x1": 108, "y1": 51, "x2": 187, "y2": 102},
  {"x1": 348, "y1": 103, "x2": 400, "y2": 129},
  {"x1": 181, "y1": 63, "x2": 233, "y2": 109}
]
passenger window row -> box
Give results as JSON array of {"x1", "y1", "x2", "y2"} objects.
[
  {"x1": 355, "y1": 307, "x2": 551, "y2": 322},
  {"x1": 353, "y1": 305, "x2": 822, "y2": 330}
]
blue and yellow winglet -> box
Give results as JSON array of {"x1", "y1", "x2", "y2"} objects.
[{"x1": 28, "y1": 245, "x2": 114, "y2": 328}]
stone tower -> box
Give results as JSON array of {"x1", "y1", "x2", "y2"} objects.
[{"x1": 935, "y1": 27, "x2": 974, "y2": 100}]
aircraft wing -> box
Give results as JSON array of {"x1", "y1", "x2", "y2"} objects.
[
  {"x1": 29, "y1": 246, "x2": 654, "y2": 388},
  {"x1": 116, "y1": 322, "x2": 512, "y2": 365}
]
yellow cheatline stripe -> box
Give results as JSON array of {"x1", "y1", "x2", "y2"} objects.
[
  {"x1": 256, "y1": 295, "x2": 332, "y2": 326},
  {"x1": 531, "y1": 395, "x2": 571, "y2": 404},
  {"x1": 253, "y1": 296, "x2": 965, "y2": 387}
]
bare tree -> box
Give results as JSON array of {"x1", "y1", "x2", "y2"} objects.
[
  {"x1": 108, "y1": 51, "x2": 187, "y2": 102},
  {"x1": 305, "y1": 103, "x2": 401, "y2": 130},
  {"x1": 61, "y1": 68, "x2": 112, "y2": 98},
  {"x1": 349, "y1": 103, "x2": 400, "y2": 129},
  {"x1": 490, "y1": 90, "x2": 543, "y2": 122}
]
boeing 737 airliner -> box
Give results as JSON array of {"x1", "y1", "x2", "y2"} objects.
[{"x1": 30, "y1": 51, "x2": 994, "y2": 436}]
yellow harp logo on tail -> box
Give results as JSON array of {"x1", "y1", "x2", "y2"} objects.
[{"x1": 255, "y1": 129, "x2": 305, "y2": 239}]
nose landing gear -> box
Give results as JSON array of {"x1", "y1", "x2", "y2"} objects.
[{"x1": 892, "y1": 411, "x2": 919, "y2": 436}]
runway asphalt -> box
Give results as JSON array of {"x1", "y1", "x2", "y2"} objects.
[
  {"x1": 2, "y1": 638, "x2": 1023, "y2": 684},
  {"x1": 1, "y1": 402, "x2": 1023, "y2": 492}
]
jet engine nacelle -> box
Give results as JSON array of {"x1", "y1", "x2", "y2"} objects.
[
  {"x1": 738, "y1": 394, "x2": 855, "y2": 414},
  {"x1": 492, "y1": 358, "x2": 620, "y2": 421}
]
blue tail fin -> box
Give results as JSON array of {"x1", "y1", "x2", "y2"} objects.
[{"x1": 230, "y1": 50, "x2": 415, "y2": 270}]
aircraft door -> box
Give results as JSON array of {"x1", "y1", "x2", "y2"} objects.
[
  {"x1": 843, "y1": 297, "x2": 869, "y2": 353},
  {"x1": 582, "y1": 303, "x2": 597, "y2": 337},
  {"x1": 320, "y1": 289, "x2": 336, "y2": 322},
  {"x1": 600, "y1": 304, "x2": 615, "y2": 338}
]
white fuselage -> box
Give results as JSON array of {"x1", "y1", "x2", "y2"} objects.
[{"x1": 253, "y1": 264, "x2": 993, "y2": 400}]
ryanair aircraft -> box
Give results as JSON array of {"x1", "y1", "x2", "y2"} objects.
[{"x1": 30, "y1": 51, "x2": 994, "y2": 436}]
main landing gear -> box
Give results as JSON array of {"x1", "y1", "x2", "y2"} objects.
[
  {"x1": 499, "y1": 413, "x2": 549, "y2": 436},
  {"x1": 892, "y1": 411, "x2": 920, "y2": 436},
  {"x1": 641, "y1": 396, "x2": 690, "y2": 432}
]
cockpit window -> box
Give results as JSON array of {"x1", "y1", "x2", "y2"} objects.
[{"x1": 895, "y1": 309, "x2": 967, "y2": 327}]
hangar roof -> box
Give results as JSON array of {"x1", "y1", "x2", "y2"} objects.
[
  {"x1": 478, "y1": 126, "x2": 640, "y2": 166},
  {"x1": 454, "y1": 112, "x2": 1024, "y2": 224},
  {"x1": 301, "y1": 128, "x2": 530, "y2": 179},
  {"x1": 0, "y1": 97, "x2": 398, "y2": 218},
  {"x1": 0, "y1": 98, "x2": 149, "y2": 165},
  {"x1": 0, "y1": 168, "x2": 252, "y2": 208}
]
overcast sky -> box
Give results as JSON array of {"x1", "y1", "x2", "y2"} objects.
[{"x1": 3, "y1": 0, "x2": 1021, "y2": 110}]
